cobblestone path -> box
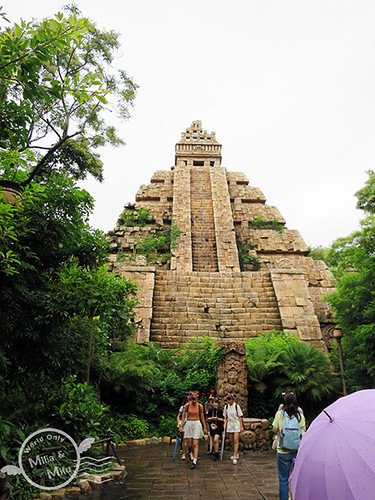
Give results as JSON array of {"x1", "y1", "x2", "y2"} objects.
[{"x1": 89, "y1": 443, "x2": 279, "y2": 499}]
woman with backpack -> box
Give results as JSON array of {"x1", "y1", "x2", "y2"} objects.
[
  {"x1": 273, "y1": 391, "x2": 306, "y2": 500},
  {"x1": 223, "y1": 393, "x2": 244, "y2": 465},
  {"x1": 179, "y1": 391, "x2": 208, "y2": 469}
]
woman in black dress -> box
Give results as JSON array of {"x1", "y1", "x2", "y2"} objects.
[{"x1": 207, "y1": 398, "x2": 224, "y2": 461}]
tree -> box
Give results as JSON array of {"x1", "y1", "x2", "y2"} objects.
[
  {"x1": 327, "y1": 170, "x2": 375, "y2": 390},
  {"x1": 0, "y1": 174, "x2": 137, "y2": 422},
  {"x1": 0, "y1": 7, "x2": 137, "y2": 185},
  {"x1": 355, "y1": 169, "x2": 375, "y2": 214},
  {"x1": 308, "y1": 245, "x2": 338, "y2": 266}
]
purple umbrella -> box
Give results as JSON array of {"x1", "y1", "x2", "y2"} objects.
[{"x1": 291, "y1": 389, "x2": 375, "y2": 500}]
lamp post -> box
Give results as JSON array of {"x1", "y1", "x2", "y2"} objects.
[{"x1": 333, "y1": 328, "x2": 347, "y2": 396}]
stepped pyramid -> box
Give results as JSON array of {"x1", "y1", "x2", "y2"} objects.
[{"x1": 107, "y1": 121, "x2": 335, "y2": 350}]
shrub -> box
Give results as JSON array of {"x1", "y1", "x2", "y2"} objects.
[
  {"x1": 249, "y1": 215, "x2": 284, "y2": 232},
  {"x1": 50, "y1": 376, "x2": 108, "y2": 441},
  {"x1": 119, "y1": 207, "x2": 154, "y2": 227},
  {"x1": 158, "y1": 415, "x2": 178, "y2": 439}
]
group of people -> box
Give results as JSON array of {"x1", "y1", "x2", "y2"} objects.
[
  {"x1": 177, "y1": 389, "x2": 305, "y2": 500},
  {"x1": 176, "y1": 390, "x2": 244, "y2": 469}
]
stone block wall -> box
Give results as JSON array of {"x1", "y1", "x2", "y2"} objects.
[
  {"x1": 111, "y1": 261, "x2": 155, "y2": 343},
  {"x1": 150, "y1": 270, "x2": 282, "y2": 349},
  {"x1": 270, "y1": 267, "x2": 326, "y2": 350},
  {"x1": 210, "y1": 166, "x2": 240, "y2": 272},
  {"x1": 171, "y1": 161, "x2": 193, "y2": 271}
]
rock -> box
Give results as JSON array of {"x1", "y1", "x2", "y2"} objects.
[
  {"x1": 50, "y1": 489, "x2": 66, "y2": 499},
  {"x1": 77, "y1": 479, "x2": 91, "y2": 494},
  {"x1": 64, "y1": 487, "x2": 81, "y2": 498}
]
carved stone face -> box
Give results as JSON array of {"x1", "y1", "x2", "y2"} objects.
[
  {"x1": 226, "y1": 353, "x2": 240, "y2": 371},
  {"x1": 228, "y1": 369, "x2": 238, "y2": 385},
  {"x1": 240, "y1": 430, "x2": 256, "y2": 444}
]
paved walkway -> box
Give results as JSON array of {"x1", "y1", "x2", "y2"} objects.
[{"x1": 89, "y1": 443, "x2": 279, "y2": 500}]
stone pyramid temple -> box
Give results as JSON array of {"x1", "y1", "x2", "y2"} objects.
[{"x1": 107, "y1": 121, "x2": 335, "y2": 351}]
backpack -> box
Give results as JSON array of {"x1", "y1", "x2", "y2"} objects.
[{"x1": 279, "y1": 410, "x2": 301, "y2": 451}]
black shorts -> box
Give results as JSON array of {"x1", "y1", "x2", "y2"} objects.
[{"x1": 209, "y1": 426, "x2": 223, "y2": 437}]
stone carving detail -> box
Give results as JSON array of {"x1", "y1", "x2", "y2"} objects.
[
  {"x1": 321, "y1": 323, "x2": 337, "y2": 350},
  {"x1": 273, "y1": 258, "x2": 293, "y2": 269},
  {"x1": 217, "y1": 340, "x2": 248, "y2": 417},
  {"x1": 135, "y1": 255, "x2": 147, "y2": 266},
  {"x1": 239, "y1": 418, "x2": 271, "y2": 451}
]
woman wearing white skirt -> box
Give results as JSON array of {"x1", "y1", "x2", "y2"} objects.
[
  {"x1": 179, "y1": 391, "x2": 208, "y2": 469},
  {"x1": 223, "y1": 393, "x2": 244, "y2": 465}
]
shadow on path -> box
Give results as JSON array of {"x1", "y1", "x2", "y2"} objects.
[{"x1": 89, "y1": 443, "x2": 279, "y2": 499}]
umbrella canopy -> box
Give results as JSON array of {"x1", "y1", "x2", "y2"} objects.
[{"x1": 291, "y1": 389, "x2": 375, "y2": 500}]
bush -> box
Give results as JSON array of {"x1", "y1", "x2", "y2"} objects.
[
  {"x1": 245, "y1": 331, "x2": 338, "y2": 420},
  {"x1": 119, "y1": 207, "x2": 154, "y2": 227},
  {"x1": 50, "y1": 376, "x2": 108, "y2": 441},
  {"x1": 158, "y1": 415, "x2": 178, "y2": 439}
]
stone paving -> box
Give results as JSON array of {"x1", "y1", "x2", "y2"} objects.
[{"x1": 89, "y1": 443, "x2": 279, "y2": 500}]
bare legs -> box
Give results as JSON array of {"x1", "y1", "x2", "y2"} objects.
[
  {"x1": 188, "y1": 438, "x2": 199, "y2": 459},
  {"x1": 228, "y1": 432, "x2": 239, "y2": 457},
  {"x1": 213, "y1": 434, "x2": 220, "y2": 453}
]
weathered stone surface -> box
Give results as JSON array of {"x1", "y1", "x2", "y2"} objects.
[
  {"x1": 38, "y1": 493, "x2": 53, "y2": 500},
  {"x1": 50, "y1": 490, "x2": 66, "y2": 499},
  {"x1": 77, "y1": 479, "x2": 91, "y2": 494},
  {"x1": 64, "y1": 487, "x2": 81, "y2": 499},
  {"x1": 108, "y1": 121, "x2": 336, "y2": 351},
  {"x1": 217, "y1": 340, "x2": 248, "y2": 416},
  {"x1": 240, "y1": 418, "x2": 271, "y2": 451}
]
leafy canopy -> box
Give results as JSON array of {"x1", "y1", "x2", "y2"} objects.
[
  {"x1": 327, "y1": 170, "x2": 375, "y2": 390},
  {"x1": 0, "y1": 7, "x2": 137, "y2": 185}
]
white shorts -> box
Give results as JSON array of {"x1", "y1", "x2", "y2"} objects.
[
  {"x1": 226, "y1": 420, "x2": 241, "y2": 433},
  {"x1": 183, "y1": 420, "x2": 204, "y2": 439}
]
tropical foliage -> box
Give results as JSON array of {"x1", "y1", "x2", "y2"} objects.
[
  {"x1": 245, "y1": 331, "x2": 338, "y2": 419},
  {"x1": 0, "y1": 9, "x2": 139, "y2": 498},
  {"x1": 327, "y1": 170, "x2": 375, "y2": 391}
]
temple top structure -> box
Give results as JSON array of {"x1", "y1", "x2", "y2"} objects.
[{"x1": 175, "y1": 120, "x2": 222, "y2": 164}]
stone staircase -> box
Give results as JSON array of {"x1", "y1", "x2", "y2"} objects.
[
  {"x1": 190, "y1": 167, "x2": 218, "y2": 272},
  {"x1": 150, "y1": 270, "x2": 283, "y2": 348}
]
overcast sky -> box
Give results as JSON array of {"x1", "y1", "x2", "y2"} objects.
[{"x1": 3, "y1": 0, "x2": 374, "y2": 247}]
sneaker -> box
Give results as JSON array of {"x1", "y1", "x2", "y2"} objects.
[
  {"x1": 190, "y1": 462, "x2": 196, "y2": 469},
  {"x1": 181, "y1": 454, "x2": 186, "y2": 460},
  {"x1": 233, "y1": 458, "x2": 238, "y2": 465},
  {"x1": 230, "y1": 454, "x2": 239, "y2": 460}
]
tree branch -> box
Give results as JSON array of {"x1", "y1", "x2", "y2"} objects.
[{"x1": 22, "y1": 130, "x2": 82, "y2": 186}]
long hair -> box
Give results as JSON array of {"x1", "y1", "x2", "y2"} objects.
[{"x1": 283, "y1": 391, "x2": 301, "y2": 421}]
